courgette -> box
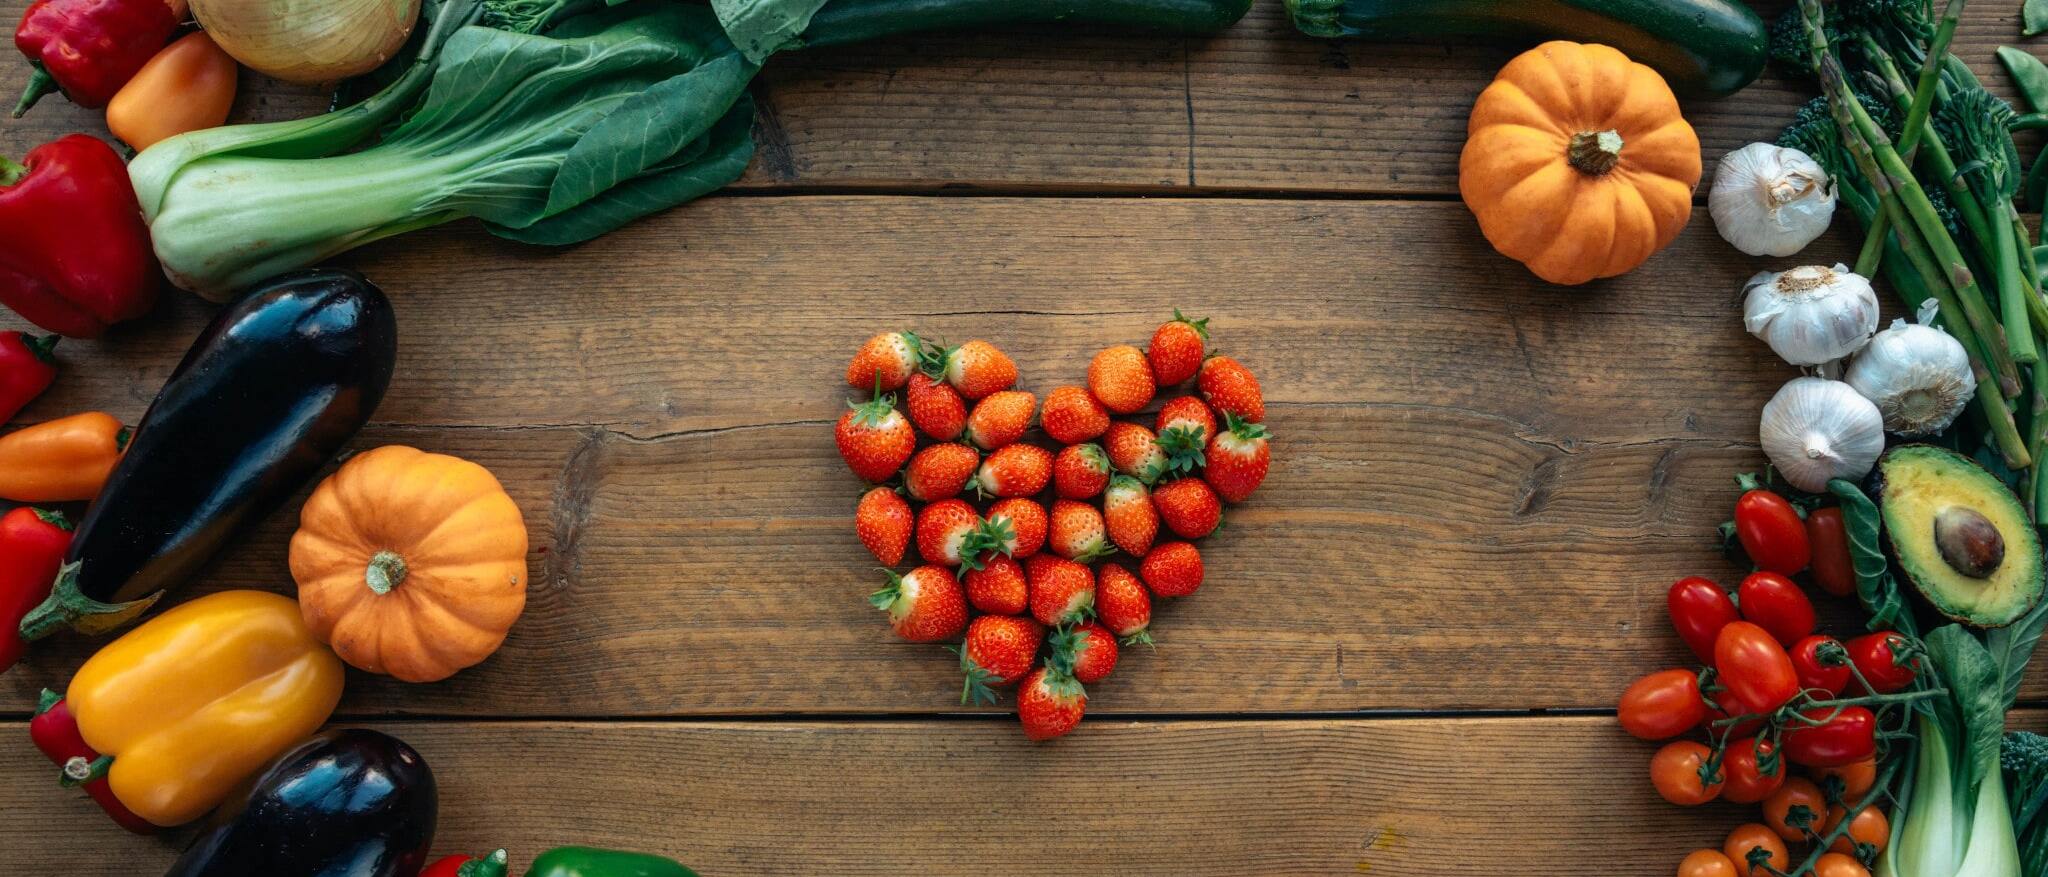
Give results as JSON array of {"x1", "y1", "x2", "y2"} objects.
[
  {"x1": 798, "y1": 0, "x2": 1254, "y2": 48},
  {"x1": 1285, "y1": 0, "x2": 1769, "y2": 98}
]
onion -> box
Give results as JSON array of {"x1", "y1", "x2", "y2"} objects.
[{"x1": 191, "y1": 0, "x2": 421, "y2": 84}]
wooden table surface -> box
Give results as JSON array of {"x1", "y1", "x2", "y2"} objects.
[{"x1": 2, "y1": 2, "x2": 2045, "y2": 874}]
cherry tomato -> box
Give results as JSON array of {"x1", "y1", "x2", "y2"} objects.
[
  {"x1": 1677, "y1": 849, "x2": 1738, "y2": 877},
  {"x1": 1764, "y1": 777, "x2": 1827, "y2": 842},
  {"x1": 1784, "y1": 707, "x2": 1878, "y2": 768},
  {"x1": 1715, "y1": 621, "x2": 1799, "y2": 715},
  {"x1": 1651, "y1": 740, "x2": 1723, "y2": 806},
  {"x1": 1806, "y1": 507, "x2": 1856, "y2": 597},
  {"x1": 1736, "y1": 487, "x2": 1811, "y2": 574},
  {"x1": 1721, "y1": 736, "x2": 1786, "y2": 804},
  {"x1": 1669, "y1": 576, "x2": 1740, "y2": 662},
  {"x1": 1620, "y1": 669, "x2": 1709, "y2": 740},
  {"x1": 1846, "y1": 632, "x2": 1919, "y2": 693},
  {"x1": 1738, "y1": 571, "x2": 1817, "y2": 645},
  {"x1": 1811, "y1": 759, "x2": 1878, "y2": 801},
  {"x1": 1723, "y1": 823, "x2": 1789, "y2": 877},
  {"x1": 1815, "y1": 852, "x2": 1871, "y2": 877},
  {"x1": 1791, "y1": 634, "x2": 1852, "y2": 697},
  {"x1": 1826, "y1": 805, "x2": 1889, "y2": 856}
]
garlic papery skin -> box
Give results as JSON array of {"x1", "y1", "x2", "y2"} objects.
[
  {"x1": 1710, "y1": 143, "x2": 1837, "y2": 257},
  {"x1": 1760, "y1": 376, "x2": 1887, "y2": 493},
  {"x1": 1743, "y1": 264, "x2": 1879, "y2": 366},
  {"x1": 1846, "y1": 318, "x2": 1977, "y2": 437}
]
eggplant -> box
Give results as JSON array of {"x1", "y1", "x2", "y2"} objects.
[
  {"x1": 18, "y1": 269, "x2": 396, "y2": 640},
  {"x1": 165, "y1": 729, "x2": 438, "y2": 877}
]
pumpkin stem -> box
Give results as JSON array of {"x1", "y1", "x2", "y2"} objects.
[
  {"x1": 1567, "y1": 130, "x2": 1624, "y2": 175},
  {"x1": 366, "y1": 550, "x2": 409, "y2": 596}
]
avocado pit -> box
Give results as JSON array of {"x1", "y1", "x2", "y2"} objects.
[{"x1": 1933, "y1": 505, "x2": 2004, "y2": 579}]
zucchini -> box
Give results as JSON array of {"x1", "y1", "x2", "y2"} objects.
[
  {"x1": 798, "y1": 0, "x2": 1253, "y2": 48},
  {"x1": 1285, "y1": 0, "x2": 1769, "y2": 98}
]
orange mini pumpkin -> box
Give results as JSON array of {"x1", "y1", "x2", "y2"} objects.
[
  {"x1": 288, "y1": 445, "x2": 529, "y2": 683},
  {"x1": 1459, "y1": 41, "x2": 1702, "y2": 286}
]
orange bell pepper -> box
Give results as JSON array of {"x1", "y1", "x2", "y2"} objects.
[
  {"x1": 106, "y1": 31, "x2": 236, "y2": 151},
  {"x1": 63, "y1": 590, "x2": 344, "y2": 827},
  {"x1": 0, "y1": 410, "x2": 127, "y2": 501}
]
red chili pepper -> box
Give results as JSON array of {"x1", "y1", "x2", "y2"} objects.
[
  {"x1": 0, "y1": 135, "x2": 158, "y2": 338},
  {"x1": 12, "y1": 0, "x2": 177, "y2": 115},
  {"x1": 28, "y1": 690, "x2": 155, "y2": 833},
  {"x1": 423, "y1": 850, "x2": 509, "y2": 877},
  {"x1": 0, "y1": 505, "x2": 69, "y2": 672},
  {"x1": 0, "y1": 331, "x2": 57, "y2": 422}
]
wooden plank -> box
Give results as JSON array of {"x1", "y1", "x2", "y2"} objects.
[{"x1": 6, "y1": 713, "x2": 2041, "y2": 875}]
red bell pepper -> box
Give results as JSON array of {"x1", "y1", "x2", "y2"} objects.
[
  {"x1": 423, "y1": 850, "x2": 509, "y2": 877},
  {"x1": 28, "y1": 690, "x2": 155, "y2": 834},
  {"x1": 0, "y1": 505, "x2": 69, "y2": 672},
  {"x1": 12, "y1": 0, "x2": 177, "y2": 116},
  {"x1": 0, "y1": 331, "x2": 57, "y2": 423},
  {"x1": 0, "y1": 135, "x2": 158, "y2": 338}
]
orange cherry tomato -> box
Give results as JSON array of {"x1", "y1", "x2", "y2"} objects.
[
  {"x1": 1620, "y1": 669, "x2": 1710, "y2": 740},
  {"x1": 1723, "y1": 824, "x2": 1789, "y2": 877},
  {"x1": 1827, "y1": 805, "x2": 1890, "y2": 856},
  {"x1": 1651, "y1": 740, "x2": 1723, "y2": 806},
  {"x1": 1814, "y1": 852, "x2": 1871, "y2": 877},
  {"x1": 1677, "y1": 849, "x2": 1738, "y2": 877},
  {"x1": 1722, "y1": 736, "x2": 1786, "y2": 804},
  {"x1": 1811, "y1": 759, "x2": 1878, "y2": 802},
  {"x1": 1764, "y1": 777, "x2": 1827, "y2": 842}
]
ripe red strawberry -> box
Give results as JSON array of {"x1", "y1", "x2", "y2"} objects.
[
  {"x1": 1101, "y1": 475, "x2": 1157, "y2": 557},
  {"x1": 984, "y1": 498, "x2": 1047, "y2": 558},
  {"x1": 1027, "y1": 554, "x2": 1096, "y2": 625},
  {"x1": 1154, "y1": 396, "x2": 1215, "y2": 478},
  {"x1": 869, "y1": 565, "x2": 967, "y2": 642},
  {"x1": 846, "y1": 331, "x2": 922, "y2": 391},
  {"x1": 836, "y1": 395, "x2": 915, "y2": 483},
  {"x1": 1047, "y1": 499, "x2": 1111, "y2": 562},
  {"x1": 1088, "y1": 344, "x2": 1156, "y2": 414},
  {"x1": 964, "y1": 390, "x2": 1036, "y2": 450},
  {"x1": 1198, "y1": 355, "x2": 1264, "y2": 423},
  {"x1": 1053, "y1": 443, "x2": 1112, "y2": 500},
  {"x1": 1095, "y1": 562, "x2": 1153, "y2": 645},
  {"x1": 975, "y1": 443, "x2": 1052, "y2": 499},
  {"x1": 1153, "y1": 477, "x2": 1221, "y2": 539},
  {"x1": 1140, "y1": 541, "x2": 1203, "y2": 597},
  {"x1": 903, "y1": 443, "x2": 979, "y2": 502},
  {"x1": 916, "y1": 499, "x2": 986, "y2": 569},
  {"x1": 854, "y1": 487, "x2": 912, "y2": 566},
  {"x1": 964, "y1": 553, "x2": 1029, "y2": 615},
  {"x1": 1103, "y1": 422, "x2": 1167, "y2": 484},
  {"x1": 1053, "y1": 622, "x2": 1119, "y2": 685},
  {"x1": 1148, "y1": 310, "x2": 1209, "y2": 387},
  {"x1": 1206, "y1": 413, "x2": 1270, "y2": 502},
  {"x1": 1017, "y1": 665, "x2": 1086, "y2": 741},
  {"x1": 959, "y1": 615, "x2": 1044, "y2": 704},
  {"x1": 905, "y1": 372, "x2": 967, "y2": 441},
  {"x1": 1040, "y1": 385, "x2": 1110, "y2": 445},
  {"x1": 940, "y1": 340, "x2": 1017, "y2": 401}
]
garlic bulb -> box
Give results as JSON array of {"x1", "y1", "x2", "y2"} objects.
[
  {"x1": 1760, "y1": 376, "x2": 1887, "y2": 492},
  {"x1": 1846, "y1": 318, "x2": 1976, "y2": 436},
  {"x1": 1743, "y1": 264, "x2": 1879, "y2": 366},
  {"x1": 1710, "y1": 143, "x2": 1837, "y2": 257}
]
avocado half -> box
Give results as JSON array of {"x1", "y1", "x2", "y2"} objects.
[{"x1": 1872, "y1": 445, "x2": 2045, "y2": 628}]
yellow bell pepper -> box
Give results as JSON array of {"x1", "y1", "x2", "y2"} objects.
[{"x1": 66, "y1": 590, "x2": 344, "y2": 827}]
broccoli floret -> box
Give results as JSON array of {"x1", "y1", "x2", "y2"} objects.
[
  {"x1": 1780, "y1": 97, "x2": 1851, "y2": 177},
  {"x1": 2005, "y1": 731, "x2": 2048, "y2": 874},
  {"x1": 1770, "y1": 11, "x2": 1821, "y2": 75}
]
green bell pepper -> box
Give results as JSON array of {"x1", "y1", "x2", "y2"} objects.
[{"x1": 458, "y1": 846, "x2": 698, "y2": 877}]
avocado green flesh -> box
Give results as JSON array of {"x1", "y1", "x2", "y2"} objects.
[{"x1": 1878, "y1": 445, "x2": 2045, "y2": 628}]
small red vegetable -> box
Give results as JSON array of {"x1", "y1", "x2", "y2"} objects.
[
  {"x1": 1669, "y1": 576, "x2": 1739, "y2": 662},
  {"x1": 1735, "y1": 481, "x2": 1810, "y2": 574},
  {"x1": 28, "y1": 690, "x2": 154, "y2": 833},
  {"x1": 1804, "y1": 507, "x2": 1855, "y2": 597},
  {"x1": 1738, "y1": 571, "x2": 1817, "y2": 646},
  {"x1": 0, "y1": 331, "x2": 56, "y2": 423},
  {"x1": 1715, "y1": 621, "x2": 1799, "y2": 716},
  {"x1": 1618, "y1": 668, "x2": 1708, "y2": 740},
  {"x1": 1789, "y1": 635, "x2": 1850, "y2": 698},
  {"x1": 1783, "y1": 706, "x2": 1878, "y2": 768},
  {"x1": 0, "y1": 505, "x2": 68, "y2": 672},
  {"x1": 12, "y1": 0, "x2": 178, "y2": 114},
  {"x1": 1721, "y1": 736, "x2": 1786, "y2": 804},
  {"x1": 0, "y1": 135, "x2": 159, "y2": 337},
  {"x1": 422, "y1": 850, "x2": 508, "y2": 877},
  {"x1": 1845, "y1": 632, "x2": 1918, "y2": 694}
]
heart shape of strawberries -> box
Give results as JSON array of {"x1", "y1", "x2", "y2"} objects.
[{"x1": 833, "y1": 312, "x2": 1271, "y2": 741}]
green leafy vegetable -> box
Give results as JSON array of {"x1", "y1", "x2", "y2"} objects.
[
  {"x1": 712, "y1": 0, "x2": 831, "y2": 62},
  {"x1": 1829, "y1": 479, "x2": 1916, "y2": 636}
]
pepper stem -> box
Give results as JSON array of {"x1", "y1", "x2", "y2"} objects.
[
  {"x1": 457, "y1": 850, "x2": 510, "y2": 877},
  {"x1": 12, "y1": 64, "x2": 55, "y2": 119},
  {"x1": 24, "y1": 333, "x2": 57, "y2": 361},
  {"x1": 365, "y1": 550, "x2": 409, "y2": 595},
  {"x1": 1567, "y1": 130, "x2": 1624, "y2": 175},
  {"x1": 0, "y1": 155, "x2": 26, "y2": 188},
  {"x1": 59, "y1": 754, "x2": 110, "y2": 787}
]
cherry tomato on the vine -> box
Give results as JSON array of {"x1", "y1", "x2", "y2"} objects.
[
  {"x1": 1806, "y1": 507, "x2": 1856, "y2": 597},
  {"x1": 1764, "y1": 777, "x2": 1827, "y2": 842},
  {"x1": 1723, "y1": 823, "x2": 1789, "y2": 877},
  {"x1": 1791, "y1": 634, "x2": 1851, "y2": 697},
  {"x1": 1669, "y1": 576, "x2": 1739, "y2": 662},
  {"x1": 1651, "y1": 740, "x2": 1723, "y2": 806},
  {"x1": 1738, "y1": 572, "x2": 1817, "y2": 645},
  {"x1": 1811, "y1": 758, "x2": 1878, "y2": 801},
  {"x1": 1720, "y1": 736, "x2": 1786, "y2": 804},
  {"x1": 1715, "y1": 621, "x2": 1799, "y2": 715},
  {"x1": 1784, "y1": 706, "x2": 1878, "y2": 768},
  {"x1": 1735, "y1": 487, "x2": 1811, "y2": 574},
  {"x1": 1846, "y1": 632, "x2": 1919, "y2": 693},
  {"x1": 1619, "y1": 669, "x2": 1709, "y2": 740},
  {"x1": 1826, "y1": 805, "x2": 1889, "y2": 856},
  {"x1": 1814, "y1": 852, "x2": 1872, "y2": 877},
  {"x1": 1676, "y1": 849, "x2": 1738, "y2": 877},
  {"x1": 1702, "y1": 698, "x2": 1764, "y2": 739}
]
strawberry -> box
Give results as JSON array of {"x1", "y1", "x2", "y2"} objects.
[
  {"x1": 846, "y1": 331, "x2": 922, "y2": 392},
  {"x1": 1153, "y1": 477, "x2": 1221, "y2": 539},
  {"x1": 1027, "y1": 554, "x2": 1096, "y2": 625},
  {"x1": 916, "y1": 499, "x2": 986, "y2": 569},
  {"x1": 835, "y1": 395, "x2": 915, "y2": 483},
  {"x1": 1103, "y1": 422, "x2": 1167, "y2": 484},
  {"x1": 1040, "y1": 385, "x2": 1110, "y2": 445},
  {"x1": 974, "y1": 443, "x2": 1052, "y2": 499},
  {"x1": 1017, "y1": 665, "x2": 1086, "y2": 741},
  {"x1": 964, "y1": 553, "x2": 1029, "y2": 615},
  {"x1": 1198, "y1": 355, "x2": 1264, "y2": 423},
  {"x1": 905, "y1": 372, "x2": 967, "y2": 441},
  {"x1": 854, "y1": 487, "x2": 913, "y2": 566},
  {"x1": 1148, "y1": 310, "x2": 1209, "y2": 387},
  {"x1": 1101, "y1": 475, "x2": 1157, "y2": 557},
  {"x1": 1052, "y1": 622, "x2": 1118, "y2": 685},
  {"x1": 959, "y1": 615, "x2": 1044, "y2": 704},
  {"x1": 1140, "y1": 541, "x2": 1203, "y2": 597},
  {"x1": 1047, "y1": 499, "x2": 1112, "y2": 562},
  {"x1": 1088, "y1": 344, "x2": 1156, "y2": 414},
  {"x1": 1205, "y1": 413, "x2": 1270, "y2": 502},
  {"x1": 869, "y1": 565, "x2": 968, "y2": 642},
  {"x1": 939, "y1": 340, "x2": 1017, "y2": 401},
  {"x1": 964, "y1": 390, "x2": 1037, "y2": 450},
  {"x1": 903, "y1": 443, "x2": 980, "y2": 502},
  {"x1": 984, "y1": 498, "x2": 1048, "y2": 559},
  {"x1": 1154, "y1": 396, "x2": 1215, "y2": 478},
  {"x1": 1053, "y1": 443, "x2": 1113, "y2": 500},
  {"x1": 1095, "y1": 562, "x2": 1153, "y2": 645}
]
